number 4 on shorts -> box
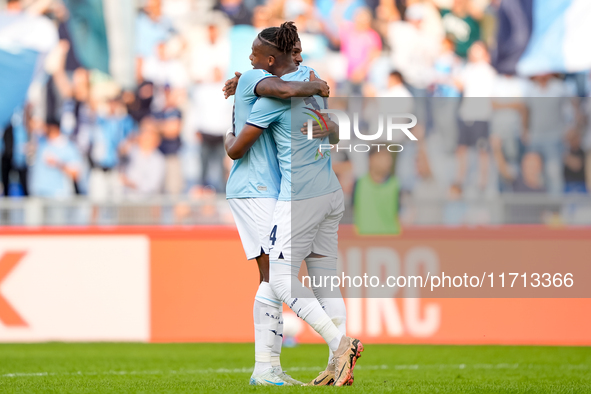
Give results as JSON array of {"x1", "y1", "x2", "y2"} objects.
[{"x1": 269, "y1": 225, "x2": 277, "y2": 245}]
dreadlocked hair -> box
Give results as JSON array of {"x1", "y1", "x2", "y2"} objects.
[{"x1": 258, "y1": 21, "x2": 299, "y2": 54}]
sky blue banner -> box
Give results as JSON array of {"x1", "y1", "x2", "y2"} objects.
[
  {"x1": 494, "y1": 0, "x2": 591, "y2": 76},
  {"x1": 0, "y1": 49, "x2": 38, "y2": 130},
  {"x1": 64, "y1": 0, "x2": 110, "y2": 74}
]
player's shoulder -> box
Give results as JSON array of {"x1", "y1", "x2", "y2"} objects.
[
  {"x1": 241, "y1": 68, "x2": 274, "y2": 83},
  {"x1": 295, "y1": 65, "x2": 319, "y2": 81},
  {"x1": 237, "y1": 69, "x2": 276, "y2": 98},
  {"x1": 253, "y1": 95, "x2": 288, "y2": 109}
]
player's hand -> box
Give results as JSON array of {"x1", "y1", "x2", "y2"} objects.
[
  {"x1": 301, "y1": 119, "x2": 336, "y2": 139},
  {"x1": 310, "y1": 71, "x2": 330, "y2": 97},
  {"x1": 222, "y1": 72, "x2": 241, "y2": 99}
]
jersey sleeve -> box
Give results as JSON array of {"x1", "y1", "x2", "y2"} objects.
[
  {"x1": 300, "y1": 65, "x2": 321, "y2": 81},
  {"x1": 246, "y1": 97, "x2": 287, "y2": 129},
  {"x1": 238, "y1": 69, "x2": 276, "y2": 100}
]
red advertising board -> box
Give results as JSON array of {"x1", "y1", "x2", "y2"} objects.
[{"x1": 0, "y1": 226, "x2": 589, "y2": 345}]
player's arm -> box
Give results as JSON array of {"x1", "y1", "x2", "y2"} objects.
[
  {"x1": 223, "y1": 70, "x2": 329, "y2": 99},
  {"x1": 328, "y1": 124, "x2": 340, "y2": 144},
  {"x1": 225, "y1": 124, "x2": 264, "y2": 160},
  {"x1": 226, "y1": 97, "x2": 285, "y2": 159},
  {"x1": 255, "y1": 71, "x2": 329, "y2": 99}
]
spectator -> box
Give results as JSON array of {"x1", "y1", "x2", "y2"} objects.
[
  {"x1": 353, "y1": 148, "x2": 401, "y2": 235},
  {"x1": 136, "y1": 0, "x2": 175, "y2": 59},
  {"x1": 292, "y1": 9, "x2": 330, "y2": 66},
  {"x1": 48, "y1": 41, "x2": 95, "y2": 163},
  {"x1": 490, "y1": 74, "x2": 528, "y2": 192},
  {"x1": 339, "y1": 7, "x2": 382, "y2": 93},
  {"x1": 125, "y1": 81, "x2": 154, "y2": 124},
  {"x1": 29, "y1": 119, "x2": 82, "y2": 198},
  {"x1": 141, "y1": 40, "x2": 189, "y2": 109},
  {"x1": 214, "y1": 0, "x2": 253, "y2": 25},
  {"x1": 514, "y1": 151, "x2": 546, "y2": 193},
  {"x1": 317, "y1": 0, "x2": 364, "y2": 49},
  {"x1": 456, "y1": 41, "x2": 496, "y2": 190},
  {"x1": 563, "y1": 131, "x2": 587, "y2": 193},
  {"x1": 227, "y1": 7, "x2": 270, "y2": 76},
  {"x1": 525, "y1": 74, "x2": 574, "y2": 194},
  {"x1": 192, "y1": 67, "x2": 233, "y2": 192},
  {"x1": 431, "y1": 37, "x2": 462, "y2": 97},
  {"x1": 381, "y1": 70, "x2": 412, "y2": 98},
  {"x1": 1, "y1": 107, "x2": 29, "y2": 196},
  {"x1": 430, "y1": 37, "x2": 462, "y2": 157},
  {"x1": 121, "y1": 117, "x2": 166, "y2": 198},
  {"x1": 410, "y1": 147, "x2": 446, "y2": 225},
  {"x1": 44, "y1": 3, "x2": 82, "y2": 124},
  {"x1": 88, "y1": 95, "x2": 134, "y2": 203},
  {"x1": 438, "y1": 0, "x2": 482, "y2": 58},
  {"x1": 387, "y1": 3, "x2": 440, "y2": 96},
  {"x1": 154, "y1": 86, "x2": 183, "y2": 195},
  {"x1": 136, "y1": 0, "x2": 176, "y2": 84},
  {"x1": 190, "y1": 23, "x2": 230, "y2": 83}
]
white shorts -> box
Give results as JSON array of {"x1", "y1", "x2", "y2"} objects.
[
  {"x1": 269, "y1": 190, "x2": 345, "y2": 264},
  {"x1": 228, "y1": 198, "x2": 277, "y2": 260}
]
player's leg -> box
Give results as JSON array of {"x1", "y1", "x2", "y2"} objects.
[
  {"x1": 228, "y1": 198, "x2": 288, "y2": 386},
  {"x1": 253, "y1": 197, "x2": 298, "y2": 384},
  {"x1": 306, "y1": 255, "x2": 347, "y2": 355},
  {"x1": 270, "y1": 252, "x2": 362, "y2": 388},
  {"x1": 303, "y1": 254, "x2": 346, "y2": 386},
  {"x1": 308, "y1": 188, "x2": 348, "y2": 354},
  {"x1": 252, "y1": 253, "x2": 279, "y2": 377},
  {"x1": 305, "y1": 190, "x2": 353, "y2": 385},
  {"x1": 269, "y1": 197, "x2": 341, "y2": 348},
  {"x1": 269, "y1": 194, "x2": 363, "y2": 386},
  {"x1": 270, "y1": 257, "x2": 343, "y2": 350}
]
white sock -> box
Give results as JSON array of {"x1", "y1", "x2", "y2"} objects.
[
  {"x1": 271, "y1": 311, "x2": 283, "y2": 372},
  {"x1": 270, "y1": 260, "x2": 343, "y2": 352},
  {"x1": 253, "y1": 282, "x2": 282, "y2": 376},
  {"x1": 306, "y1": 256, "x2": 347, "y2": 361}
]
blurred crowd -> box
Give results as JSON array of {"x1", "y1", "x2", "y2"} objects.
[{"x1": 1, "y1": 0, "x2": 591, "y2": 219}]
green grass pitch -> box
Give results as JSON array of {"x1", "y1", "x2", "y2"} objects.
[{"x1": 0, "y1": 343, "x2": 590, "y2": 393}]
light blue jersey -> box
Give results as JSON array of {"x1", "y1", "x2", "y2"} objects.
[
  {"x1": 226, "y1": 69, "x2": 282, "y2": 199},
  {"x1": 247, "y1": 66, "x2": 341, "y2": 201},
  {"x1": 29, "y1": 135, "x2": 82, "y2": 198}
]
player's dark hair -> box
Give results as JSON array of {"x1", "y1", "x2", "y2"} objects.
[{"x1": 258, "y1": 21, "x2": 299, "y2": 54}]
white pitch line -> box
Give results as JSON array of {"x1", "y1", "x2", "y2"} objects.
[{"x1": 1, "y1": 363, "x2": 589, "y2": 378}]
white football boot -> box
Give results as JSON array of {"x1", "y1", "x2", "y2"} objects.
[
  {"x1": 273, "y1": 366, "x2": 304, "y2": 386},
  {"x1": 249, "y1": 368, "x2": 291, "y2": 386}
]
